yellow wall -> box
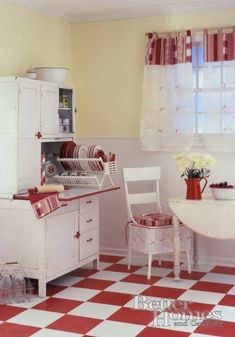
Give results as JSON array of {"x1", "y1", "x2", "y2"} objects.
[
  {"x1": 0, "y1": 0, "x2": 72, "y2": 82},
  {"x1": 72, "y1": 9, "x2": 235, "y2": 137}
]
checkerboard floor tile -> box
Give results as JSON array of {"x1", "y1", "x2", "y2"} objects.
[{"x1": 2, "y1": 255, "x2": 235, "y2": 337}]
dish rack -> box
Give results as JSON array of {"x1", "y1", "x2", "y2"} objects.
[{"x1": 54, "y1": 158, "x2": 118, "y2": 188}]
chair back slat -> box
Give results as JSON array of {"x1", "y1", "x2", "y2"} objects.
[
  {"x1": 127, "y1": 192, "x2": 157, "y2": 205},
  {"x1": 123, "y1": 167, "x2": 160, "y2": 182}
]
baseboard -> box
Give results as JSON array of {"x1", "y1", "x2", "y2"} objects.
[{"x1": 100, "y1": 246, "x2": 235, "y2": 266}]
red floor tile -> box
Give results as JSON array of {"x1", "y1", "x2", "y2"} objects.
[
  {"x1": 0, "y1": 322, "x2": 40, "y2": 337},
  {"x1": 99, "y1": 255, "x2": 124, "y2": 263},
  {"x1": 68, "y1": 268, "x2": 97, "y2": 277},
  {"x1": 46, "y1": 284, "x2": 67, "y2": 296},
  {"x1": 191, "y1": 281, "x2": 233, "y2": 294},
  {"x1": 210, "y1": 266, "x2": 235, "y2": 275},
  {"x1": 121, "y1": 274, "x2": 161, "y2": 285},
  {"x1": 108, "y1": 306, "x2": 156, "y2": 325},
  {"x1": 137, "y1": 326, "x2": 190, "y2": 337},
  {"x1": 88, "y1": 291, "x2": 133, "y2": 306},
  {"x1": 168, "y1": 270, "x2": 206, "y2": 280},
  {"x1": 47, "y1": 315, "x2": 102, "y2": 334},
  {"x1": 33, "y1": 297, "x2": 82, "y2": 313},
  {"x1": 195, "y1": 319, "x2": 235, "y2": 337},
  {"x1": 73, "y1": 278, "x2": 115, "y2": 290},
  {"x1": 104, "y1": 263, "x2": 141, "y2": 273},
  {"x1": 0, "y1": 305, "x2": 26, "y2": 321},
  {"x1": 218, "y1": 294, "x2": 235, "y2": 307},
  {"x1": 141, "y1": 286, "x2": 186, "y2": 299},
  {"x1": 166, "y1": 300, "x2": 215, "y2": 317}
]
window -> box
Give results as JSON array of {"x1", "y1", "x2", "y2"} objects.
[{"x1": 192, "y1": 34, "x2": 235, "y2": 135}]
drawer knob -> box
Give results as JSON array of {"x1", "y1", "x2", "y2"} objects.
[
  {"x1": 87, "y1": 238, "x2": 93, "y2": 242},
  {"x1": 74, "y1": 231, "x2": 80, "y2": 239},
  {"x1": 61, "y1": 203, "x2": 68, "y2": 207},
  {"x1": 86, "y1": 200, "x2": 92, "y2": 204},
  {"x1": 86, "y1": 219, "x2": 93, "y2": 223}
]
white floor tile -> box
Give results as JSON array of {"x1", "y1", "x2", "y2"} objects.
[
  {"x1": 154, "y1": 277, "x2": 197, "y2": 289},
  {"x1": 211, "y1": 304, "x2": 235, "y2": 322},
  {"x1": 49, "y1": 275, "x2": 83, "y2": 287},
  {"x1": 118, "y1": 256, "x2": 147, "y2": 266},
  {"x1": 8, "y1": 295, "x2": 49, "y2": 309},
  {"x1": 134, "y1": 266, "x2": 172, "y2": 277},
  {"x1": 190, "y1": 332, "x2": 216, "y2": 337},
  {"x1": 88, "y1": 320, "x2": 145, "y2": 337},
  {"x1": 31, "y1": 329, "x2": 83, "y2": 337},
  {"x1": 53, "y1": 287, "x2": 100, "y2": 301},
  {"x1": 105, "y1": 281, "x2": 150, "y2": 295},
  {"x1": 228, "y1": 285, "x2": 235, "y2": 295},
  {"x1": 69, "y1": 302, "x2": 120, "y2": 319},
  {"x1": 178, "y1": 290, "x2": 224, "y2": 305},
  {"x1": 149, "y1": 312, "x2": 201, "y2": 333},
  {"x1": 89, "y1": 270, "x2": 128, "y2": 281},
  {"x1": 7, "y1": 309, "x2": 63, "y2": 328},
  {"x1": 201, "y1": 272, "x2": 235, "y2": 285}
]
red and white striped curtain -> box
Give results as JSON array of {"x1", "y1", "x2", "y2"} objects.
[
  {"x1": 204, "y1": 28, "x2": 235, "y2": 62},
  {"x1": 146, "y1": 30, "x2": 192, "y2": 65}
]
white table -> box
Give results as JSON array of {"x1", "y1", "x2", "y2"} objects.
[{"x1": 168, "y1": 196, "x2": 235, "y2": 280}]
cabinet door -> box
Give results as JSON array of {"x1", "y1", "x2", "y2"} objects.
[
  {"x1": 18, "y1": 80, "x2": 41, "y2": 137},
  {"x1": 41, "y1": 84, "x2": 59, "y2": 137},
  {"x1": 0, "y1": 79, "x2": 18, "y2": 134},
  {"x1": 18, "y1": 138, "x2": 40, "y2": 192},
  {"x1": 46, "y1": 211, "x2": 78, "y2": 278}
]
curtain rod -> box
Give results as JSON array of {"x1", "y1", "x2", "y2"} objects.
[{"x1": 145, "y1": 25, "x2": 235, "y2": 36}]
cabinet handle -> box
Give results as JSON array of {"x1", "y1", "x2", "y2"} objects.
[
  {"x1": 35, "y1": 131, "x2": 42, "y2": 139},
  {"x1": 86, "y1": 200, "x2": 92, "y2": 204},
  {"x1": 86, "y1": 219, "x2": 93, "y2": 223},
  {"x1": 86, "y1": 238, "x2": 93, "y2": 242},
  {"x1": 61, "y1": 203, "x2": 68, "y2": 207},
  {"x1": 74, "y1": 231, "x2": 80, "y2": 239}
]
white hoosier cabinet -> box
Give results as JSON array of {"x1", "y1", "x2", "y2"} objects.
[{"x1": 0, "y1": 77, "x2": 118, "y2": 297}]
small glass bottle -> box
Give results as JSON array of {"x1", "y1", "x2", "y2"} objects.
[
  {"x1": 12, "y1": 267, "x2": 26, "y2": 303},
  {"x1": 0, "y1": 269, "x2": 12, "y2": 304}
]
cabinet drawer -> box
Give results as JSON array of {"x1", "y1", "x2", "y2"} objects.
[
  {"x1": 80, "y1": 228, "x2": 98, "y2": 261},
  {"x1": 79, "y1": 196, "x2": 99, "y2": 214},
  {"x1": 49, "y1": 200, "x2": 78, "y2": 217},
  {"x1": 79, "y1": 211, "x2": 99, "y2": 232}
]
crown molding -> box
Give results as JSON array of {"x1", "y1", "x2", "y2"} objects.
[{"x1": 5, "y1": 0, "x2": 235, "y2": 23}]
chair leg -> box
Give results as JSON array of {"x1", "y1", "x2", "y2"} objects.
[
  {"x1": 186, "y1": 249, "x2": 191, "y2": 274},
  {"x1": 128, "y1": 226, "x2": 132, "y2": 270},
  {"x1": 147, "y1": 254, "x2": 152, "y2": 279}
]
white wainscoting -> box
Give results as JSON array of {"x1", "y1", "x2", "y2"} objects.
[{"x1": 77, "y1": 137, "x2": 235, "y2": 266}]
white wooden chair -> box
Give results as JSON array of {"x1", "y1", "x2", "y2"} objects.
[{"x1": 123, "y1": 166, "x2": 191, "y2": 279}]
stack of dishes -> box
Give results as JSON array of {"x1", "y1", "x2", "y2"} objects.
[{"x1": 59, "y1": 142, "x2": 108, "y2": 172}]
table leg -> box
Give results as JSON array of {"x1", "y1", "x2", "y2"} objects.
[
  {"x1": 193, "y1": 232, "x2": 199, "y2": 269},
  {"x1": 173, "y1": 214, "x2": 180, "y2": 281}
]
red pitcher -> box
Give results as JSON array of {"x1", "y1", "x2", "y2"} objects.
[{"x1": 185, "y1": 177, "x2": 207, "y2": 200}]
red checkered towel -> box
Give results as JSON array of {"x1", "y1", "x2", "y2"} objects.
[{"x1": 29, "y1": 192, "x2": 60, "y2": 219}]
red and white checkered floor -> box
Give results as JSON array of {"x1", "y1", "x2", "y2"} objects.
[{"x1": 1, "y1": 255, "x2": 235, "y2": 337}]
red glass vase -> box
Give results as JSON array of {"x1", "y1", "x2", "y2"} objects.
[{"x1": 185, "y1": 177, "x2": 207, "y2": 200}]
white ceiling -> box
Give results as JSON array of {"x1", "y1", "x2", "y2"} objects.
[{"x1": 6, "y1": 0, "x2": 235, "y2": 23}]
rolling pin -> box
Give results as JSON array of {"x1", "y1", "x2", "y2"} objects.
[{"x1": 28, "y1": 184, "x2": 65, "y2": 193}]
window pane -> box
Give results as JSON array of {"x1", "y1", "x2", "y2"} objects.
[
  {"x1": 201, "y1": 91, "x2": 222, "y2": 113},
  {"x1": 222, "y1": 113, "x2": 235, "y2": 133},
  {"x1": 223, "y1": 91, "x2": 235, "y2": 112},
  {"x1": 203, "y1": 63, "x2": 221, "y2": 88},
  {"x1": 223, "y1": 61, "x2": 235, "y2": 87},
  {"x1": 201, "y1": 113, "x2": 221, "y2": 133}
]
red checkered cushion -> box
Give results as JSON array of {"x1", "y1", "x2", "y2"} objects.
[{"x1": 133, "y1": 213, "x2": 172, "y2": 227}]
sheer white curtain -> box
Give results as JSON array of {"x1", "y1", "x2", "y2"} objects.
[
  {"x1": 140, "y1": 31, "x2": 195, "y2": 151},
  {"x1": 201, "y1": 28, "x2": 235, "y2": 151}
]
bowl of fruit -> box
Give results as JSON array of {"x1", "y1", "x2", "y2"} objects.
[{"x1": 210, "y1": 182, "x2": 235, "y2": 200}]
